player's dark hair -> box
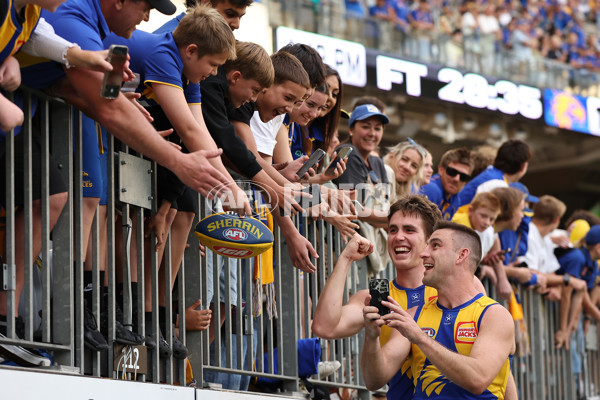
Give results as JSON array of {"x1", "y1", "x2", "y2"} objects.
[
  {"x1": 433, "y1": 221, "x2": 482, "y2": 271},
  {"x1": 493, "y1": 139, "x2": 532, "y2": 175},
  {"x1": 278, "y1": 43, "x2": 326, "y2": 88},
  {"x1": 388, "y1": 195, "x2": 442, "y2": 239}
]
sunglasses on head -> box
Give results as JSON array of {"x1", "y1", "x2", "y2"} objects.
[
  {"x1": 445, "y1": 166, "x2": 471, "y2": 182},
  {"x1": 407, "y1": 137, "x2": 427, "y2": 159}
]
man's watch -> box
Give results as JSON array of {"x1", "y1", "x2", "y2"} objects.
[{"x1": 563, "y1": 275, "x2": 571, "y2": 286}]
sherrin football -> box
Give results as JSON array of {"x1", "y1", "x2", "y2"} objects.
[{"x1": 194, "y1": 212, "x2": 274, "y2": 259}]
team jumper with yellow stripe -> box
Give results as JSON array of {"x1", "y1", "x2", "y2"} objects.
[
  {"x1": 379, "y1": 281, "x2": 438, "y2": 400},
  {"x1": 0, "y1": 0, "x2": 40, "y2": 63},
  {"x1": 410, "y1": 293, "x2": 510, "y2": 399}
]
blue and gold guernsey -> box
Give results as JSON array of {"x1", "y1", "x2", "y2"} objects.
[
  {"x1": 380, "y1": 281, "x2": 438, "y2": 400},
  {"x1": 102, "y1": 30, "x2": 201, "y2": 108},
  {"x1": 0, "y1": 0, "x2": 40, "y2": 63},
  {"x1": 411, "y1": 293, "x2": 511, "y2": 400}
]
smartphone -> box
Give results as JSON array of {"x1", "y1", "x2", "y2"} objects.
[
  {"x1": 296, "y1": 148, "x2": 326, "y2": 179},
  {"x1": 325, "y1": 146, "x2": 353, "y2": 175},
  {"x1": 369, "y1": 278, "x2": 390, "y2": 316},
  {"x1": 101, "y1": 45, "x2": 128, "y2": 99}
]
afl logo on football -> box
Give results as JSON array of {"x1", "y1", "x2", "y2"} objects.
[
  {"x1": 223, "y1": 228, "x2": 247, "y2": 241},
  {"x1": 421, "y1": 328, "x2": 435, "y2": 337}
]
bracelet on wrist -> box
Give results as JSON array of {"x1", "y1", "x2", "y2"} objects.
[{"x1": 563, "y1": 274, "x2": 571, "y2": 286}]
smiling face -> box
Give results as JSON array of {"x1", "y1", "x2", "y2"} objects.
[
  {"x1": 256, "y1": 80, "x2": 307, "y2": 122},
  {"x1": 289, "y1": 90, "x2": 328, "y2": 126},
  {"x1": 421, "y1": 228, "x2": 455, "y2": 288},
  {"x1": 320, "y1": 74, "x2": 340, "y2": 117},
  {"x1": 387, "y1": 211, "x2": 428, "y2": 273},
  {"x1": 110, "y1": 0, "x2": 151, "y2": 38},
  {"x1": 183, "y1": 49, "x2": 229, "y2": 84},
  {"x1": 394, "y1": 148, "x2": 422, "y2": 184},
  {"x1": 350, "y1": 116, "x2": 384, "y2": 160},
  {"x1": 439, "y1": 161, "x2": 471, "y2": 195},
  {"x1": 212, "y1": 0, "x2": 247, "y2": 30},
  {"x1": 468, "y1": 206, "x2": 499, "y2": 232},
  {"x1": 229, "y1": 74, "x2": 263, "y2": 108}
]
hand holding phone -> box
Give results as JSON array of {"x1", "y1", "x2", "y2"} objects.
[
  {"x1": 296, "y1": 148, "x2": 326, "y2": 179},
  {"x1": 101, "y1": 45, "x2": 128, "y2": 99},
  {"x1": 325, "y1": 147, "x2": 352, "y2": 176},
  {"x1": 369, "y1": 278, "x2": 390, "y2": 316}
]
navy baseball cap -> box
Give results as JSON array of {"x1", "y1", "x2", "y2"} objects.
[
  {"x1": 509, "y1": 182, "x2": 539, "y2": 204},
  {"x1": 349, "y1": 104, "x2": 390, "y2": 127},
  {"x1": 148, "y1": 0, "x2": 176, "y2": 15},
  {"x1": 585, "y1": 225, "x2": 600, "y2": 246}
]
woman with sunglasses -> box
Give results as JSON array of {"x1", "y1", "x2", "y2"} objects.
[{"x1": 383, "y1": 139, "x2": 425, "y2": 204}]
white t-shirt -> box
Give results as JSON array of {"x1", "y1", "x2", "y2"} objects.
[
  {"x1": 478, "y1": 226, "x2": 497, "y2": 257},
  {"x1": 519, "y1": 222, "x2": 560, "y2": 273},
  {"x1": 475, "y1": 179, "x2": 507, "y2": 195},
  {"x1": 250, "y1": 112, "x2": 285, "y2": 156},
  {"x1": 478, "y1": 14, "x2": 500, "y2": 34}
]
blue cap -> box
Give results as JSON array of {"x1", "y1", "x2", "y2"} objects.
[
  {"x1": 349, "y1": 104, "x2": 390, "y2": 127},
  {"x1": 509, "y1": 182, "x2": 539, "y2": 204},
  {"x1": 585, "y1": 225, "x2": 600, "y2": 246}
]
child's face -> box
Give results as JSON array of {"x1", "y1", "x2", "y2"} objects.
[
  {"x1": 468, "y1": 206, "x2": 499, "y2": 232},
  {"x1": 289, "y1": 90, "x2": 328, "y2": 126},
  {"x1": 184, "y1": 50, "x2": 229, "y2": 84},
  {"x1": 256, "y1": 80, "x2": 306, "y2": 122},
  {"x1": 229, "y1": 76, "x2": 263, "y2": 108}
]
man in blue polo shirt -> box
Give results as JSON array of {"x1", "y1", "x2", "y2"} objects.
[
  {"x1": 17, "y1": 0, "x2": 236, "y2": 350},
  {"x1": 19, "y1": 0, "x2": 231, "y2": 200},
  {"x1": 421, "y1": 147, "x2": 472, "y2": 221}
]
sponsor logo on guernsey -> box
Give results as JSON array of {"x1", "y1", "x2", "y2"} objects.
[
  {"x1": 455, "y1": 321, "x2": 478, "y2": 343},
  {"x1": 421, "y1": 327, "x2": 435, "y2": 337},
  {"x1": 223, "y1": 228, "x2": 248, "y2": 242}
]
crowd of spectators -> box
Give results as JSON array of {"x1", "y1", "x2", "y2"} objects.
[{"x1": 317, "y1": 0, "x2": 600, "y2": 83}]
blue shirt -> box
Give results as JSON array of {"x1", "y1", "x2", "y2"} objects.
[
  {"x1": 153, "y1": 11, "x2": 184, "y2": 34},
  {"x1": 499, "y1": 209, "x2": 531, "y2": 265},
  {"x1": 556, "y1": 247, "x2": 586, "y2": 278},
  {"x1": 456, "y1": 165, "x2": 505, "y2": 210},
  {"x1": 421, "y1": 174, "x2": 461, "y2": 220},
  {"x1": 20, "y1": 0, "x2": 110, "y2": 89},
  {"x1": 580, "y1": 247, "x2": 599, "y2": 290},
  {"x1": 288, "y1": 118, "x2": 324, "y2": 160},
  {"x1": 103, "y1": 30, "x2": 201, "y2": 106}
]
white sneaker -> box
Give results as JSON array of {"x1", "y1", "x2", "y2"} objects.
[{"x1": 318, "y1": 360, "x2": 341, "y2": 379}]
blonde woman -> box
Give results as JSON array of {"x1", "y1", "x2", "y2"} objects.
[{"x1": 384, "y1": 138, "x2": 425, "y2": 203}]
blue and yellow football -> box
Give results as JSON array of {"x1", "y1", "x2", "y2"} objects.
[{"x1": 194, "y1": 212, "x2": 274, "y2": 259}]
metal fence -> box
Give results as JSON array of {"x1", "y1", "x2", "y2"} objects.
[
  {"x1": 1, "y1": 87, "x2": 599, "y2": 400},
  {"x1": 268, "y1": 0, "x2": 600, "y2": 96}
]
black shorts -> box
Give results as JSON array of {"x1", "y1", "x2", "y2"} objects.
[{"x1": 0, "y1": 128, "x2": 67, "y2": 207}]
